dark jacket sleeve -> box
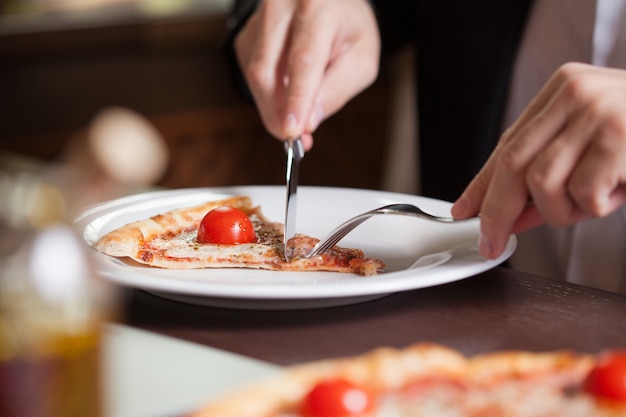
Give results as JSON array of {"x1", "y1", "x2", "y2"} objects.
[
  {"x1": 220, "y1": 0, "x2": 259, "y2": 102},
  {"x1": 370, "y1": 0, "x2": 417, "y2": 57}
]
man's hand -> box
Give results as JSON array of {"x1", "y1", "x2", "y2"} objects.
[
  {"x1": 235, "y1": 0, "x2": 380, "y2": 150},
  {"x1": 452, "y1": 62, "x2": 626, "y2": 258}
]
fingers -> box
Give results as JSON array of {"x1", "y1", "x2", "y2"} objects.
[
  {"x1": 451, "y1": 66, "x2": 571, "y2": 220},
  {"x1": 235, "y1": 0, "x2": 297, "y2": 140},
  {"x1": 524, "y1": 106, "x2": 595, "y2": 226},
  {"x1": 525, "y1": 65, "x2": 626, "y2": 221},
  {"x1": 453, "y1": 80, "x2": 571, "y2": 259},
  {"x1": 478, "y1": 67, "x2": 588, "y2": 258},
  {"x1": 454, "y1": 63, "x2": 626, "y2": 259},
  {"x1": 307, "y1": 27, "x2": 380, "y2": 132},
  {"x1": 568, "y1": 128, "x2": 626, "y2": 217},
  {"x1": 293, "y1": 0, "x2": 380, "y2": 135},
  {"x1": 281, "y1": 2, "x2": 337, "y2": 138},
  {"x1": 235, "y1": 0, "x2": 380, "y2": 147}
]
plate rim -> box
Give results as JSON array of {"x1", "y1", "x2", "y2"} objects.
[{"x1": 77, "y1": 186, "x2": 516, "y2": 307}]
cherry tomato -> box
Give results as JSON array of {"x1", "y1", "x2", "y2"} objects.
[
  {"x1": 197, "y1": 206, "x2": 257, "y2": 244},
  {"x1": 583, "y1": 350, "x2": 626, "y2": 402},
  {"x1": 301, "y1": 378, "x2": 374, "y2": 417}
]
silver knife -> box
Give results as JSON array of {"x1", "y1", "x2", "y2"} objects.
[{"x1": 284, "y1": 136, "x2": 304, "y2": 262}]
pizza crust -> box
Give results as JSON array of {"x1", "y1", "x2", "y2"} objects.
[{"x1": 94, "y1": 196, "x2": 256, "y2": 257}]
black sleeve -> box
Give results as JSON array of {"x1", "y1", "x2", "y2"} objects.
[
  {"x1": 370, "y1": 0, "x2": 417, "y2": 57},
  {"x1": 220, "y1": 0, "x2": 258, "y2": 50},
  {"x1": 219, "y1": 0, "x2": 259, "y2": 102}
]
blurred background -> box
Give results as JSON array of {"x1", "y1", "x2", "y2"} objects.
[
  {"x1": 0, "y1": 0, "x2": 403, "y2": 192},
  {"x1": 0, "y1": 3, "x2": 416, "y2": 416}
]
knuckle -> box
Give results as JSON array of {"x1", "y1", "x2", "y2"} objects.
[
  {"x1": 561, "y1": 77, "x2": 592, "y2": 103},
  {"x1": 599, "y1": 115, "x2": 626, "y2": 142},
  {"x1": 554, "y1": 62, "x2": 588, "y2": 86},
  {"x1": 571, "y1": 194, "x2": 602, "y2": 217},
  {"x1": 243, "y1": 61, "x2": 269, "y2": 89},
  {"x1": 525, "y1": 162, "x2": 548, "y2": 194},
  {"x1": 497, "y1": 143, "x2": 527, "y2": 174},
  {"x1": 558, "y1": 69, "x2": 598, "y2": 105},
  {"x1": 568, "y1": 182, "x2": 610, "y2": 217},
  {"x1": 556, "y1": 62, "x2": 587, "y2": 77}
]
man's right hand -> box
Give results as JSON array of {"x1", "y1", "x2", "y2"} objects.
[{"x1": 234, "y1": 0, "x2": 380, "y2": 150}]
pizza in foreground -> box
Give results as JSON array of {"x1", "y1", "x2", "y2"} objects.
[
  {"x1": 93, "y1": 195, "x2": 385, "y2": 275},
  {"x1": 188, "y1": 343, "x2": 626, "y2": 417}
]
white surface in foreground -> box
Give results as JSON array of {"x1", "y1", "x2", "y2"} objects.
[{"x1": 104, "y1": 323, "x2": 280, "y2": 417}]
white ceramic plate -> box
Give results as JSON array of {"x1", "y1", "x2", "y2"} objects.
[{"x1": 76, "y1": 186, "x2": 516, "y2": 310}]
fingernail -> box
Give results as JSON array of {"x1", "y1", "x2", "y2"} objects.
[
  {"x1": 284, "y1": 113, "x2": 298, "y2": 137},
  {"x1": 478, "y1": 233, "x2": 494, "y2": 259}
]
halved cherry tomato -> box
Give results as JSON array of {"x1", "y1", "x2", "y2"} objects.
[
  {"x1": 583, "y1": 350, "x2": 626, "y2": 402},
  {"x1": 197, "y1": 206, "x2": 257, "y2": 244},
  {"x1": 300, "y1": 378, "x2": 374, "y2": 417}
]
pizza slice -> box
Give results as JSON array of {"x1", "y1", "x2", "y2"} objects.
[
  {"x1": 188, "y1": 343, "x2": 626, "y2": 417},
  {"x1": 93, "y1": 195, "x2": 385, "y2": 275}
]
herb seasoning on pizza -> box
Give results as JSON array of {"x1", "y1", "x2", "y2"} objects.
[{"x1": 94, "y1": 196, "x2": 384, "y2": 275}]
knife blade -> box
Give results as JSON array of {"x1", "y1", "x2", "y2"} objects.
[{"x1": 284, "y1": 136, "x2": 304, "y2": 262}]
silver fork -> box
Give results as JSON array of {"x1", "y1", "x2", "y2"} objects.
[{"x1": 304, "y1": 203, "x2": 478, "y2": 258}]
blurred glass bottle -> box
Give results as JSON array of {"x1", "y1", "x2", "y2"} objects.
[
  {"x1": 0, "y1": 106, "x2": 166, "y2": 417},
  {"x1": 0, "y1": 168, "x2": 118, "y2": 417}
]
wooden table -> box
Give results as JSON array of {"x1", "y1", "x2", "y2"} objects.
[{"x1": 121, "y1": 265, "x2": 626, "y2": 366}]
